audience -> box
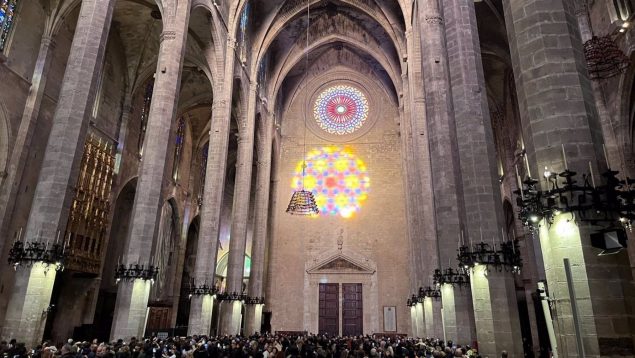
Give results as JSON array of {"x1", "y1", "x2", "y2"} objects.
[{"x1": 0, "y1": 334, "x2": 485, "y2": 358}]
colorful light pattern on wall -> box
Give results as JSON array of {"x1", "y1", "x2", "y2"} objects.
[
  {"x1": 314, "y1": 85, "x2": 369, "y2": 135},
  {"x1": 292, "y1": 146, "x2": 370, "y2": 218}
]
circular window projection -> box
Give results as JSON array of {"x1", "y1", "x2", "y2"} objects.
[
  {"x1": 292, "y1": 146, "x2": 370, "y2": 218},
  {"x1": 313, "y1": 85, "x2": 370, "y2": 135}
]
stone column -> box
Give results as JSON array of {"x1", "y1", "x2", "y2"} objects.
[
  {"x1": 442, "y1": 0, "x2": 523, "y2": 354},
  {"x1": 187, "y1": 36, "x2": 237, "y2": 336},
  {"x1": 503, "y1": 0, "x2": 635, "y2": 356},
  {"x1": 219, "y1": 83, "x2": 258, "y2": 335},
  {"x1": 423, "y1": 298, "x2": 434, "y2": 338},
  {"x1": 423, "y1": 298, "x2": 443, "y2": 339},
  {"x1": 244, "y1": 109, "x2": 274, "y2": 335},
  {"x1": 415, "y1": 302, "x2": 425, "y2": 338},
  {"x1": 403, "y1": 24, "x2": 439, "y2": 294},
  {"x1": 0, "y1": 0, "x2": 115, "y2": 347},
  {"x1": 410, "y1": 306, "x2": 418, "y2": 337},
  {"x1": 440, "y1": 285, "x2": 456, "y2": 342},
  {"x1": 417, "y1": 0, "x2": 474, "y2": 344},
  {"x1": 469, "y1": 266, "x2": 520, "y2": 356},
  {"x1": 110, "y1": 3, "x2": 191, "y2": 340},
  {"x1": 0, "y1": 33, "x2": 55, "y2": 256}
]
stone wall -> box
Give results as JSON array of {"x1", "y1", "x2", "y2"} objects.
[{"x1": 267, "y1": 67, "x2": 411, "y2": 335}]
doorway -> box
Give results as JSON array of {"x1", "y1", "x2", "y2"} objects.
[
  {"x1": 342, "y1": 283, "x2": 363, "y2": 336},
  {"x1": 319, "y1": 283, "x2": 339, "y2": 336},
  {"x1": 318, "y1": 283, "x2": 363, "y2": 336}
]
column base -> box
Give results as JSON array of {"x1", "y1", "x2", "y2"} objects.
[
  {"x1": 415, "y1": 303, "x2": 425, "y2": 338},
  {"x1": 470, "y1": 266, "x2": 522, "y2": 357},
  {"x1": 188, "y1": 295, "x2": 215, "y2": 336},
  {"x1": 441, "y1": 284, "x2": 474, "y2": 345},
  {"x1": 218, "y1": 301, "x2": 242, "y2": 336},
  {"x1": 1, "y1": 263, "x2": 58, "y2": 348},
  {"x1": 244, "y1": 304, "x2": 263, "y2": 336},
  {"x1": 110, "y1": 279, "x2": 151, "y2": 341}
]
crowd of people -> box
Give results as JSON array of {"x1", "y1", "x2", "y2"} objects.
[{"x1": 0, "y1": 334, "x2": 495, "y2": 358}]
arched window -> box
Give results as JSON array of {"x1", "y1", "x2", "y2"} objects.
[
  {"x1": 0, "y1": 0, "x2": 19, "y2": 52},
  {"x1": 614, "y1": 0, "x2": 635, "y2": 21},
  {"x1": 138, "y1": 78, "x2": 155, "y2": 157},
  {"x1": 238, "y1": 2, "x2": 250, "y2": 63},
  {"x1": 172, "y1": 117, "x2": 185, "y2": 181},
  {"x1": 197, "y1": 142, "x2": 209, "y2": 206}
]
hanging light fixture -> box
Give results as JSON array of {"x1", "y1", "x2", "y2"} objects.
[
  {"x1": 286, "y1": 0, "x2": 319, "y2": 216},
  {"x1": 584, "y1": 35, "x2": 630, "y2": 80}
]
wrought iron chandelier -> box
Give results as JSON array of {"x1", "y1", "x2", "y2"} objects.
[
  {"x1": 114, "y1": 263, "x2": 159, "y2": 283},
  {"x1": 215, "y1": 291, "x2": 248, "y2": 302},
  {"x1": 7, "y1": 230, "x2": 67, "y2": 271},
  {"x1": 584, "y1": 35, "x2": 630, "y2": 80},
  {"x1": 245, "y1": 296, "x2": 266, "y2": 305},
  {"x1": 514, "y1": 149, "x2": 635, "y2": 231},
  {"x1": 433, "y1": 267, "x2": 470, "y2": 287},
  {"x1": 457, "y1": 239, "x2": 522, "y2": 275},
  {"x1": 188, "y1": 282, "x2": 218, "y2": 298},
  {"x1": 406, "y1": 285, "x2": 441, "y2": 307},
  {"x1": 286, "y1": 0, "x2": 319, "y2": 216}
]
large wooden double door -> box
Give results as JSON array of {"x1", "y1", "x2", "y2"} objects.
[{"x1": 318, "y1": 283, "x2": 363, "y2": 336}]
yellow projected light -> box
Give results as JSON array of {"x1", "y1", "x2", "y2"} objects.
[{"x1": 292, "y1": 146, "x2": 370, "y2": 218}]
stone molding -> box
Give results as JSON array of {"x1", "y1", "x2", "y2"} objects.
[
  {"x1": 161, "y1": 31, "x2": 177, "y2": 42},
  {"x1": 425, "y1": 16, "x2": 444, "y2": 25},
  {"x1": 306, "y1": 253, "x2": 376, "y2": 275}
]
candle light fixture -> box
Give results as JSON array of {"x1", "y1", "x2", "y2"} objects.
[
  {"x1": 286, "y1": 0, "x2": 319, "y2": 216},
  {"x1": 515, "y1": 156, "x2": 635, "y2": 231},
  {"x1": 7, "y1": 230, "x2": 67, "y2": 271}
]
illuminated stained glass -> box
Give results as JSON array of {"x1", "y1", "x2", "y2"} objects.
[
  {"x1": 314, "y1": 85, "x2": 369, "y2": 135},
  {"x1": 292, "y1": 146, "x2": 370, "y2": 218},
  {"x1": 0, "y1": 0, "x2": 19, "y2": 52},
  {"x1": 138, "y1": 78, "x2": 155, "y2": 157},
  {"x1": 172, "y1": 117, "x2": 185, "y2": 181}
]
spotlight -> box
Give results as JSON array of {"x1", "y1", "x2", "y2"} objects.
[
  {"x1": 543, "y1": 167, "x2": 552, "y2": 179},
  {"x1": 530, "y1": 215, "x2": 539, "y2": 223}
]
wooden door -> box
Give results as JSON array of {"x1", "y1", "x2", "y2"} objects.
[
  {"x1": 318, "y1": 283, "x2": 339, "y2": 336},
  {"x1": 342, "y1": 283, "x2": 363, "y2": 336}
]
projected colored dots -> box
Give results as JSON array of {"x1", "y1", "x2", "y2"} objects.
[
  {"x1": 292, "y1": 146, "x2": 370, "y2": 218},
  {"x1": 314, "y1": 85, "x2": 369, "y2": 135}
]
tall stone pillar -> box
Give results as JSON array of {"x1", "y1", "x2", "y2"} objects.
[
  {"x1": 111, "y1": 3, "x2": 191, "y2": 340},
  {"x1": 0, "y1": 0, "x2": 115, "y2": 347},
  {"x1": 401, "y1": 27, "x2": 435, "y2": 293},
  {"x1": 0, "y1": 33, "x2": 55, "y2": 256},
  {"x1": 219, "y1": 83, "x2": 258, "y2": 335},
  {"x1": 442, "y1": 0, "x2": 523, "y2": 354},
  {"x1": 244, "y1": 109, "x2": 274, "y2": 335},
  {"x1": 503, "y1": 0, "x2": 635, "y2": 356},
  {"x1": 187, "y1": 36, "x2": 237, "y2": 336},
  {"x1": 417, "y1": 0, "x2": 474, "y2": 344}
]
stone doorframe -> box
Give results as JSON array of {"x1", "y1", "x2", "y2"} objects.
[{"x1": 304, "y1": 249, "x2": 379, "y2": 334}]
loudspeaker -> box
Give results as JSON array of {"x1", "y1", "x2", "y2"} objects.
[{"x1": 591, "y1": 229, "x2": 628, "y2": 255}]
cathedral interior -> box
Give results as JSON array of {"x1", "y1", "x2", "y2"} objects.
[{"x1": 0, "y1": 0, "x2": 635, "y2": 357}]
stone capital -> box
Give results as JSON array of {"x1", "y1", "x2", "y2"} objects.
[
  {"x1": 227, "y1": 37, "x2": 237, "y2": 49},
  {"x1": 160, "y1": 30, "x2": 178, "y2": 42},
  {"x1": 40, "y1": 35, "x2": 56, "y2": 49},
  {"x1": 425, "y1": 16, "x2": 444, "y2": 25}
]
